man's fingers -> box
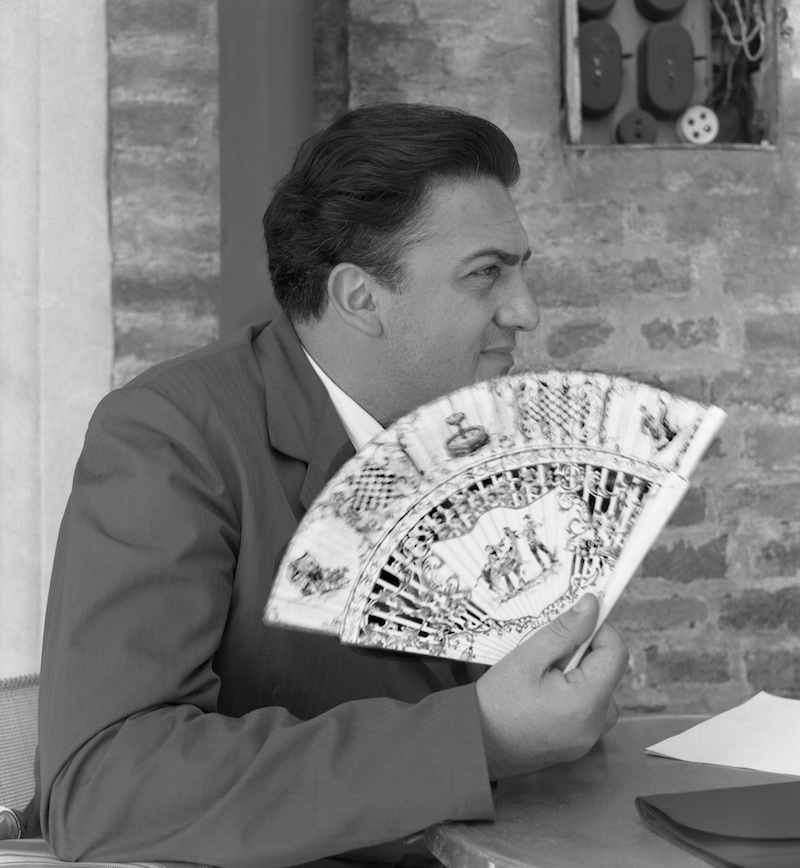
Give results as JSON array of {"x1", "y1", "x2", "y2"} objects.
[{"x1": 475, "y1": 595, "x2": 630, "y2": 780}]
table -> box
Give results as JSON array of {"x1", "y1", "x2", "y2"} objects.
[{"x1": 425, "y1": 713, "x2": 798, "y2": 868}]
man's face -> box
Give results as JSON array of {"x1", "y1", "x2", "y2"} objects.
[{"x1": 375, "y1": 176, "x2": 539, "y2": 422}]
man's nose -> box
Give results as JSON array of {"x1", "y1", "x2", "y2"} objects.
[{"x1": 496, "y1": 271, "x2": 540, "y2": 332}]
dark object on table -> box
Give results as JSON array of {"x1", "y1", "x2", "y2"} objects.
[{"x1": 636, "y1": 780, "x2": 800, "y2": 868}]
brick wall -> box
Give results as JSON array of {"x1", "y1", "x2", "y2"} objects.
[
  {"x1": 348, "y1": 0, "x2": 800, "y2": 712},
  {"x1": 107, "y1": 0, "x2": 220, "y2": 387},
  {"x1": 107, "y1": 0, "x2": 800, "y2": 712}
]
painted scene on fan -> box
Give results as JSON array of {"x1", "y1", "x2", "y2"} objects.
[{"x1": 342, "y1": 460, "x2": 653, "y2": 662}]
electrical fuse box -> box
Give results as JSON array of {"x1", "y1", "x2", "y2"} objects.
[{"x1": 562, "y1": 0, "x2": 778, "y2": 147}]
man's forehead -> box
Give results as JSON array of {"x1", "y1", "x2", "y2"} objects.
[{"x1": 406, "y1": 176, "x2": 529, "y2": 252}]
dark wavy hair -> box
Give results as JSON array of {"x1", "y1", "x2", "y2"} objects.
[{"x1": 263, "y1": 103, "x2": 520, "y2": 322}]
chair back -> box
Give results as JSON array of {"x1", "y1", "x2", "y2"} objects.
[{"x1": 0, "y1": 675, "x2": 38, "y2": 811}]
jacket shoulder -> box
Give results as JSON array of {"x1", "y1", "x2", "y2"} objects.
[{"x1": 122, "y1": 322, "x2": 269, "y2": 396}]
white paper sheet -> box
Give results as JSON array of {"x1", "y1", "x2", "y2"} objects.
[{"x1": 646, "y1": 692, "x2": 800, "y2": 776}]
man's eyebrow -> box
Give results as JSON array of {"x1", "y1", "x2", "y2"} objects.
[{"x1": 460, "y1": 247, "x2": 532, "y2": 267}]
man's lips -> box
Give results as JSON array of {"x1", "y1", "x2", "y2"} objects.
[
  {"x1": 482, "y1": 346, "x2": 515, "y2": 357},
  {"x1": 481, "y1": 347, "x2": 516, "y2": 374}
]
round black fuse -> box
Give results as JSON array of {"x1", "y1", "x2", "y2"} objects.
[
  {"x1": 637, "y1": 22, "x2": 695, "y2": 118},
  {"x1": 616, "y1": 109, "x2": 658, "y2": 144},
  {"x1": 634, "y1": 0, "x2": 687, "y2": 21},
  {"x1": 578, "y1": 0, "x2": 616, "y2": 19},
  {"x1": 579, "y1": 21, "x2": 623, "y2": 119}
]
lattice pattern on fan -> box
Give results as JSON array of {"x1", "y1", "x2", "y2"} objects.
[{"x1": 264, "y1": 370, "x2": 726, "y2": 666}]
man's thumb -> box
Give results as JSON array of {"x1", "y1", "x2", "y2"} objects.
[{"x1": 536, "y1": 593, "x2": 599, "y2": 665}]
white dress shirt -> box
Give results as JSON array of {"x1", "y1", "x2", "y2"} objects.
[{"x1": 302, "y1": 348, "x2": 384, "y2": 451}]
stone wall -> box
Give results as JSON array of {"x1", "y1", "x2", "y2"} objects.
[
  {"x1": 107, "y1": 0, "x2": 800, "y2": 712},
  {"x1": 348, "y1": 0, "x2": 800, "y2": 712}
]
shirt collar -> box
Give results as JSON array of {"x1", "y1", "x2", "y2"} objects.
[{"x1": 302, "y1": 348, "x2": 384, "y2": 452}]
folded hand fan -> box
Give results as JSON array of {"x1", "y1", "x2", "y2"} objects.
[{"x1": 264, "y1": 370, "x2": 725, "y2": 669}]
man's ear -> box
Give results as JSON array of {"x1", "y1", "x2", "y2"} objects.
[{"x1": 326, "y1": 262, "x2": 383, "y2": 337}]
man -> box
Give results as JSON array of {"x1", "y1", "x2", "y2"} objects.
[{"x1": 37, "y1": 104, "x2": 628, "y2": 868}]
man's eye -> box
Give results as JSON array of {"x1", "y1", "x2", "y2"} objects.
[{"x1": 473, "y1": 265, "x2": 500, "y2": 278}]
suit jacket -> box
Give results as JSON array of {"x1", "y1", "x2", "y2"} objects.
[{"x1": 36, "y1": 315, "x2": 493, "y2": 868}]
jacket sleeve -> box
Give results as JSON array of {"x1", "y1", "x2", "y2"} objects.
[{"x1": 37, "y1": 385, "x2": 495, "y2": 868}]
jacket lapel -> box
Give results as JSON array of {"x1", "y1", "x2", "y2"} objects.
[{"x1": 254, "y1": 313, "x2": 354, "y2": 508}]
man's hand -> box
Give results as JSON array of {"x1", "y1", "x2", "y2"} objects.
[{"x1": 475, "y1": 593, "x2": 628, "y2": 780}]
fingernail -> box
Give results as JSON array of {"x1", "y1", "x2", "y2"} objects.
[{"x1": 574, "y1": 594, "x2": 594, "y2": 613}]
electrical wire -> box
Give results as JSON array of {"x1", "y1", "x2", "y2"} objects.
[
  {"x1": 707, "y1": 0, "x2": 766, "y2": 142},
  {"x1": 710, "y1": 0, "x2": 766, "y2": 62}
]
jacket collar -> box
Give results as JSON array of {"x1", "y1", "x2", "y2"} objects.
[{"x1": 253, "y1": 313, "x2": 355, "y2": 510}]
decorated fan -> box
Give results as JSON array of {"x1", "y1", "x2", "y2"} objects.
[{"x1": 264, "y1": 370, "x2": 725, "y2": 670}]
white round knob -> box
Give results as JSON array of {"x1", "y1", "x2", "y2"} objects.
[{"x1": 676, "y1": 105, "x2": 720, "y2": 145}]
